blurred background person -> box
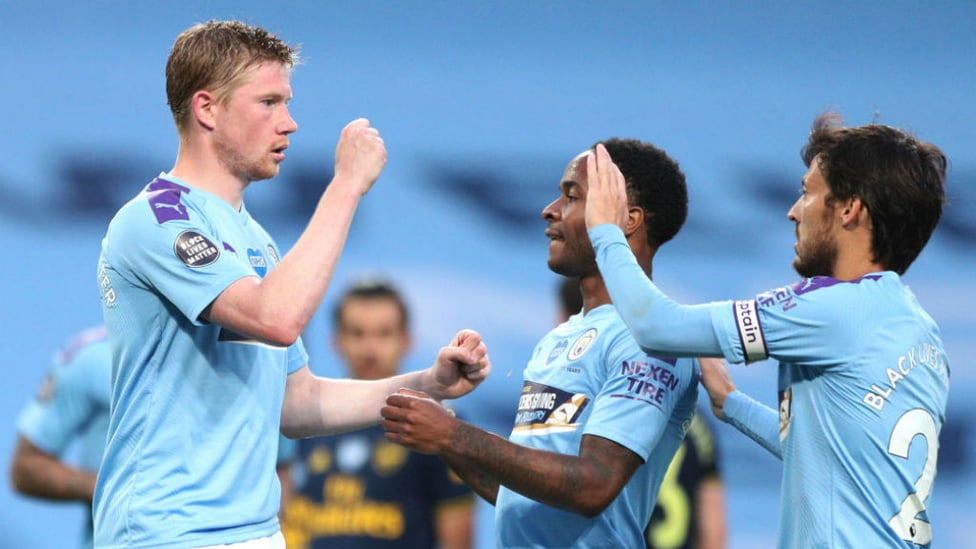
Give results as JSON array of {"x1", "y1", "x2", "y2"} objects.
[
  {"x1": 558, "y1": 277, "x2": 728, "y2": 549},
  {"x1": 10, "y1": 326, "x2": 109, "y2": 549},
  {"x1": 282, "y1": 278, "x2": 475, "y2": 549},
  {"x1": 10, "y1": 325, "x2": 295, "y2": 549}
]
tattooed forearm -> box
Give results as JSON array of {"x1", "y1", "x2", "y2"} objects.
[{"x1": 443, "y1": 423, "x2": 641, "y2": 517}]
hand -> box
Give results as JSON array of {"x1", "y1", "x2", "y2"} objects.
[
  {"x1": 381, "y1": 389, "x2": 458, "y2": 454},
  {"x1": 584, "y1": 143, "x2": 630, "y2": 231},
  {"x1": 333, "y1": 118, "x2": 387, "y2": 196},
  {"x1": 427, "y1": 329, "x2": 491, "y2": 400},
  {"x1": 698, "y1": 357, "x2": 736, "y2": 420}
]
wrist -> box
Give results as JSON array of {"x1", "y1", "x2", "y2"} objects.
[
  {"x1": 417, "y1": 368, "x2": 444, "y2": 401},
  {"x1": 328, "y1": 172, "x2": 371, "y2": 198}
]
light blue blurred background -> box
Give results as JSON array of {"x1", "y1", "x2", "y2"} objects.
[{"x1": 2, "y1": 1, "x2": 973, "y2": 547}]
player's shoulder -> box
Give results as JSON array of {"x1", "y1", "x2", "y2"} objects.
[
  {"x1": 756, "y1": 272, "x2": 902, "y2": 324},
  {"x1": 110, "y1": 176, "x2": 202, "y2": 229},
  {"x1": 590, "y1": 304, "x2": 638, "y2": 342},
  {"x1": 54, "y1": 326, "x2": 112, "y2": 383},
  {"x1": 56, "y1": 326, "x2": 109, "y2": 362},
  {"x1": 779, "y1": 272, "x2": 899, "y2": 300}
]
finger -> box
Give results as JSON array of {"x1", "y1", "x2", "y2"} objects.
[
  {"x1": 384, "y1": 394, "x2": 416, "y2": 409},
  {"x1": 439, "y1": 346, "x2": 478, "y2": 366},
  {"x1": 347, "y1": 117, "x2": 369, "y2": 128},
  {"x1": 396, "y1": 387, "x2": 430, "y2": 399},
  {"x1": 380, "y1": 404, "x2": 407, "y2": 422},
  {"x1": 587, "y1": 151, "x2": 598, "y2": 189},
  {"x1": 453, "y1": 329, "x2": 481, "y2": 350}
]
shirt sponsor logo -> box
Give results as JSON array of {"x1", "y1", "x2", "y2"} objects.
[
  {"x1": 567, "y1": 328, "x2": 597, "y2": 361},
  {"x1": 513, "y1": 381, "x2": 589, "y2": 432},
  {"x1": 614, "y1": 359, "x2": 683, "y2": 408},
  {"x1": 174, "y1": 230, "x2": 220, "y2": 268}
]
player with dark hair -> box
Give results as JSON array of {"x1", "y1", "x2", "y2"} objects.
[
  {"x1": 381, "y1": 138, "x2": 700, "y2": 547},
  {"x1": 556, "y1": 276, "x2": 728, "y2": 549},
  {"x1": 586, "y1": 113, "x2": 949, "y2": 547},
  {"x1": 95, "y1": 20, "x2": 489, "y2": 549}
]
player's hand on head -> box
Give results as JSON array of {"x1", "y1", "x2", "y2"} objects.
[
  {"x1": 584, "y1": 143, "x2": 630, "y2": 231},
  {"x1": 333, "y1": 118, "x2": 387, "y2": 195},
  {"x1": 430, "y1": 329, "x2": 491, "y2": 399}
]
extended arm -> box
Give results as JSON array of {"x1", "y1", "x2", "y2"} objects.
[
  {"x1": 9, "y1": 436, "x2": 96, "y2": 503},
  {"x1": 206, "y1": 119, "x2": 387, "y2": 347},
  {"x1": 280, "y1": 330, "x2": 490, "y2": 438},
  {"x1": 382, "y1": 393, "x2": 642, "y2": 517},
  {"x1": 699, "y1": 357, "x2": 781, "y2": 459}
]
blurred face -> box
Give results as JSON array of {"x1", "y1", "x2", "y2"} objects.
[
  {"x1": 212, "y1": 61, "x2": 298, "y2": 183},
  {"x1": 334, "y1": 298, "x2": 409, "y2": 380},
  {"x1": 788, "y1": 158, "x2": 838, "y2": 278},
  {"x1": 542, "y1": 151, "x2": 599, "y2": 278}
]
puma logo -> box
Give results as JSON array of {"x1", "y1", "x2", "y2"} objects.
[{"x1": 154, "y1": 202, "x2": 185, "y2": 213}]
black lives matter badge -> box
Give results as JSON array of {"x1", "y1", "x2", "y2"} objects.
[{"x1": 174, "y1": 230, "x2": 220, "y2": 268}]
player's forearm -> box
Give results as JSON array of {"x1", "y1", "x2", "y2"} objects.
[
  {"x1": 439, "y1": 453, "x2": 500, "y2": 504},
  {"x1": 722, "y1": 390, "x2": 782, "y2": 459},
  {"x1": 443, "y1": 423, "x2": 619, "y2": 517},
  {"x1": 282, "y1": 369, "x2": 431, "y2": 438},
  {"x1": 589, "y1": 224, "x2": 724, "y2": 357},
  {"x1": 250, "y1": 182, "x2": 364, "y2": 344},
  {"x1": 11, "y1": 447, "x2": 96, "y2": 503}
]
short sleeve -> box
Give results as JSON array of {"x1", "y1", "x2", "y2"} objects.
[
  {"x1": 104, "y1": 194, "x2": 256, "y2": 326},
  {"x1": 287, "y1": 336, "x2": 309, "y2": 375}
]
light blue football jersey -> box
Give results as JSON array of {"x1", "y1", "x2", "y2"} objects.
[
  {"x1": 16, "y1": 326, "x2": 111, "y2": 549},
  {"x1": 494, "y1": 304, "x2": 699, "y2": 548},
  {"x1": 591, "y1": 223, "x2": 950, "y2": 548},
  {"x1": 95, "y1": 174, "x2": 308, "y2": 548}
]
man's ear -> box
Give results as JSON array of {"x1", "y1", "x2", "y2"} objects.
[
  {"x1": 191, "y1": 90, "x2": 218, "y2": 131},
  {"x1": 623, "y1": 206, "x2": 645, "y2": 238},
  {"x1": 840, "y1": 196, "x2": 868, "y2": 229}
]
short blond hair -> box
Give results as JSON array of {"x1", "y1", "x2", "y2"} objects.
[{"x1": 165, "y1": 20, "x2": 299, "y2": 134}]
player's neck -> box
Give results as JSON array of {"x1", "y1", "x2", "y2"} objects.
[
  {"x1": 831, "y1": 230, "x2": 885, "y2": 281},
  {"x1": 170, "y1": 146, "x2": 247, "y2": 211},
  {"x1": 831, "y1": 252, "x2": 886, "y2": 281}
]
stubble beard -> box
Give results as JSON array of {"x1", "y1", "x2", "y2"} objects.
[
  {"x1": 215, "y1": 133, "x2": 279, "y2": 183},
  {"x1": 792, "y1": 229, "x2": 838, "y2": 278}
]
